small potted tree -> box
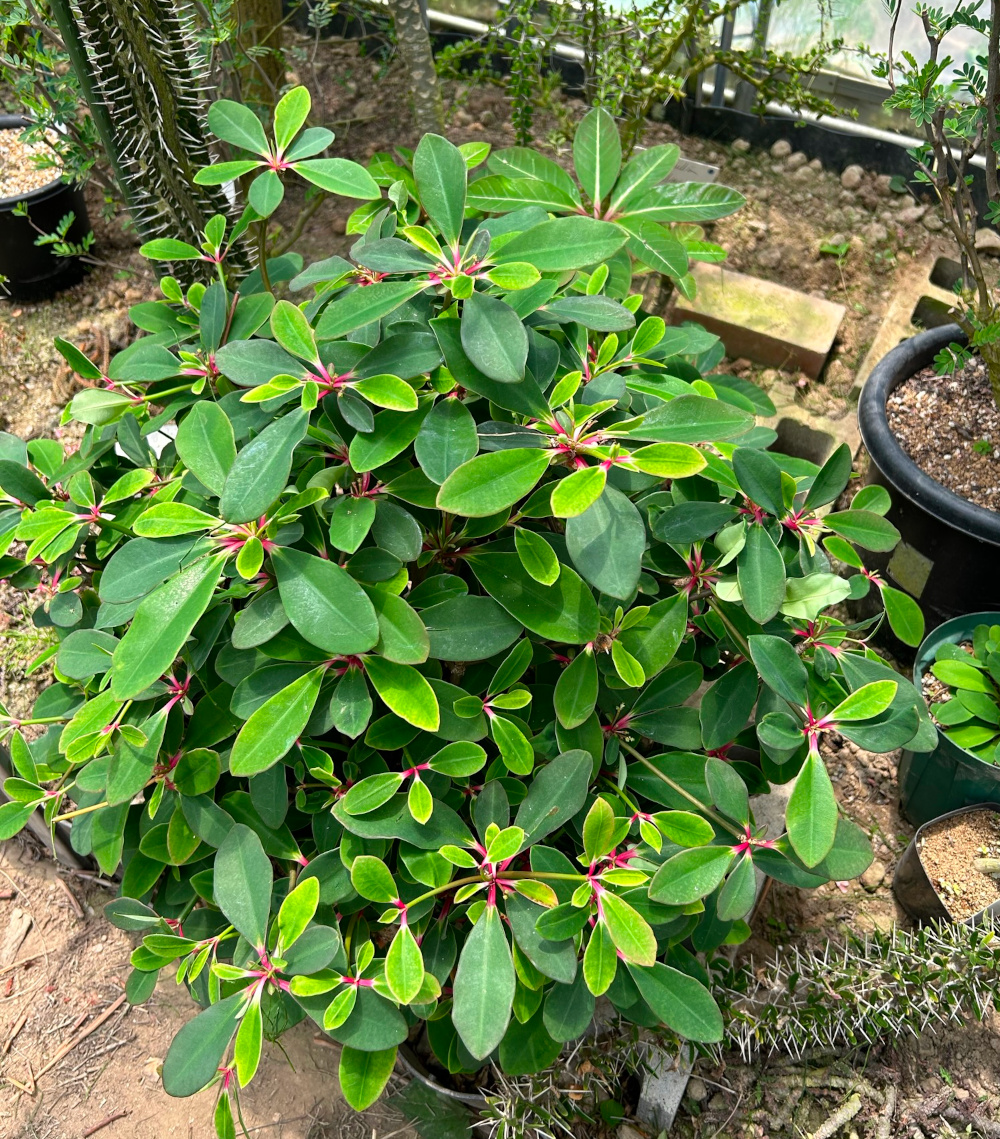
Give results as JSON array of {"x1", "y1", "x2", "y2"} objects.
[
  {"x1": 857, "y1": 3, "x2": 1000, "y2": 633},
  {"x1": 0, "y1": 90, "x2": 935, "y2": 1129}
]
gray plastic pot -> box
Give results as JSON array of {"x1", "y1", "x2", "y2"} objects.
[
  {"x1": 893, "y1": 803, "x2": 1000, "y2": 925},
  {"x1": 898, "y1": 611, "x2": 1000, "y2": 826}
]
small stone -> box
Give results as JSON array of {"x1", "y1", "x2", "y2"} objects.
[
  {"x1": 746, "y1": 219, "x2": 769, "y2": 236},
  {"x1": 687, "y1": 1077, "x2": 708, "y2": 1102},
  {"x1": 770, "y1": 139, "x2": 792, "y2": 159},
  {"x1": 808, "y1": 157, "x2": 823, "y2": 172},
  {"x1": 841, "y1": 164, "x2": 864, "y2": 190},
  {"x1": 618, "y1": 1126, "x2": 646, "y2": 1139},
  {"x1": 786, "y1": 151, "x2": 808, "y2": 170},
  {"x1": 793, "y1": 165, "x2": 816, "y2": 182},
  {"x1": 898, "y1": 205, "x2": 927, "y2": 224},
  {"x1": 353, "y1": 99, "x2": 378, "y2": 119},
  {"x1": 732, "y1": 138, "x2": 751, "y2": 153},
  {"x1": 757, "y1": 245, "x2": 783, "y2": 269},
  {"x1": 860, "y1": 860, "x2": 887, "y2": 891},
  {"x1": 708, "y1": 1094, "x2": 727, "y2": 1112},
  {"x1": 862, "y1": 222, "x2": 888, "y2": 243},
  {"x1": 923, "y1": 212, "x2": 945, "y2": 232},
  {"x1": 975, "y1": 227, "x2": 1000, "y2": 254},
  {"x1": 875, "y1": 173, "x2": 894, "y2": 196},
  {"x1": 954, "y1": 1088, "x2": 970, "y2": 1101}
]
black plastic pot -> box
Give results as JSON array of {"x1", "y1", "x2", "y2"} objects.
[
  {"x1": 857, "y1": 325, "x2": 1000, "y2": 646},
  {"x1": 0, "y1": 115, "x2": 90, "y2": 301},
  {"x1": 893, "y1": 803, "x2": 1000, "y2": 924},
  {"x1": 897, "y1": 611, "x2": 1000, "y2": 826}
]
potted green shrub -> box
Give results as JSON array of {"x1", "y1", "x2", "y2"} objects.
[
  {"x1": 857, "y1": 5, "x2": 1000, "y2": 636},
  {"x1": 0, "y1": 90, "x2": 933, "y2": 1129},
  {"x1": 898, "y1": 614, "x2": 1000, "y2": 824}
]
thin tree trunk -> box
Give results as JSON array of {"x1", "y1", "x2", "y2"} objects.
[
  {"x1": 236, "y1": 0, "x2": 285, "y2": 111},
  {"x1": 387, "y1": 0, "x2": 443, "y2": 134}
]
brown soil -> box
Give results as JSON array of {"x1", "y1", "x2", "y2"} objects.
[
  {"x1": 887, "y1": 358, "x2": 1000, "y2": 512},
  {"x1": 917, "y1": 808, "x2": 1000, "y2": 922}
]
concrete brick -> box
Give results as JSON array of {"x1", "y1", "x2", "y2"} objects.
[
  {"x1": 669, "y1": 264, "x2": 846, "y2": 379},
  {"x1": 851, "y1": 256, "x2": 957, "y2": 399}
]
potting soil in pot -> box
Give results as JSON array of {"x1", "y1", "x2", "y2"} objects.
[
  {"x1": 917, "y1": 809, "x2": 1000, "y2": 921},
  {"x1": 0, "y1": 128, "x2": 59, "y2": 198},
  {"x1": 886, "y1": 359, "x2": 1000, "y2": 512}
]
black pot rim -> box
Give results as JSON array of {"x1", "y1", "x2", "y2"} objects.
[
  {"x1": 0, "y1": 114, "x2": 68, "y2": 210},
  {"x1": 857, "y1": 324, "x2": 1000, "y2": 547}
]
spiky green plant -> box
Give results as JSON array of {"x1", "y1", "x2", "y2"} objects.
[
  {"x1": 719, "y1": 919, "x2": 1000, "y2": 1060},
  {"x1": 47, "y1": 0, "x2": 241, "y2": 274}
]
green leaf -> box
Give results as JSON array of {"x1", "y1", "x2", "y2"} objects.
[
  {"x1": 627, "y1": 962, "x2": 723, "y2": 1043},
  {"x1": 248, "y1": 169, "x2": 284, "y2": 217},
  {"x1": 415, "y1": 398, "x2": 478, "y2": 485},
  {"x1": 214, "y1": 824, "x2": 272, "y2": 949},
  {"x1": 514, "y1": 749, "x2": 592, "y2": 847},
  {"x1": 110, "y1": 554, "x2": 226, "y2": 699},
  {"x1": 700, "y1": 662, "x2": 758, "y2": 751},
  {"x1": 208, "y1": 99, "x2": 270, "y2": 156},
  {"x1": 273, "y1": 85, "x2": 311, "y2": 154},
  {"x1": 598, "y1": 891, "x2": 656, "y2": 965},
  {"x1": 229, "y1": 667, "x2": 325, "y2": 776},
  {"x1": 747, "y1": 635, "x2": 809, "y2": 706},
  {"x1": 785, "y1": 751, "x2": 838, "y2": 867},
  {"x1": 139, "y1": 237, "x2": 207, "y2": 260},
  {"x1": 804, "y1": 443, "x2": 852, "y2": 509},
  {"x1": 716, "y1": 851, "x2": 757, "y2": 921},
  {"x1": 341, "y1": 772, "x2": 404, "y2": 815},
  {"x1": 648, "y1": 846, "x2": 734, "y2": 904},
  {"x1": 582, "y1": 796, "x2": 615, "y2": 862},
  {"x1": 469, "y1": 553, "x2": 599, "y2": 644},
  {"x1": 234, "y1": 998, "x2": 263, "y2": 1086},
  {"x1": 365, "y1": 656, "x2": 440, "y2": 731},
  {"x1": 328, "y1": 495, "x2": 377, "y2": 554},
  {"x1": 550, "y1": 466, "x2": 606, "y2": 519},
  {"x1": 491, "y1": 713, "x2": 534, "y2": 775},
  {"x1": 352, "y1": 375, "x2": 418, "y2": 411},
  {"x1": 452, "y1": 905, "x2": 515, "y2": 1059},
  {"x1": 427, "y1": 741, "x2": 488, "y2": 776},
  {"x1": 515, "y1": 528, "x2": 559, "y2": 585},
  {"x1": 610, "y1": 144, "x2": 680, "y2": 211},
  {"x1": 882, "y1": 585, "x2": 925, "y2": 648},
  {"x1": 931, "y1": 659, "x2": 995, "y2": 693},
  {"x1": 176, "y1": 402, "x2": 237, "y2": 496},
  {"x1": 554, "y1": 649, "x2": 598, "y2": 730},
  {"x1": 625, "y1": 182, "x2": 745, "y2": 223},
  {"x1": 349, "y1": 405, "x2": 430, "y2": 474},
  {"x1": 732, "y1": 447, "x2": 784, "y2": 517},
  {"x1": 293, "y1": 158, "x2": 381, "y2": 199},
  {"x1": 351, "y1": 855, "x2": 397, "y2": 902},
  {"x1": 461, "y1": 291, "x2": 527, "y2": 383},
  {"x1": 413, "y1": 133, "x2": 467, "y2": 245},
  {"x1": 162, "y1": 991, "x2": 244, "y2": 1097},
  {"x1": 573, "y1": 107, "x2": 621, "y2": 207},
  {"x1": 316, "y1": 282, "x2": 426, "y2": 340},
  {"x1": 824, "y1": 509, "x2": 901, "y2": 553},
  {"x1": 737, "y1": 525, "x2": 785, "y2": 624},
  {"x1": 132, "y1": 503, "x2": 219, "y2": 538},
  {"x1": 654, "y1": 810, "x2": 715, "y2": 847},
  {"x1": 219, "y1": 408, "x2": 309, "y2": 524},
  {"x1": 274, "y1": 547, "x2": 378, "y2": 654},
  {"x1": 619, "y1": 394, "x2": 752, "y2": 443},
  {"x1": 386, "y1": 925, "x2": 425, "y2": 1004},
  {"x1": 422, "y1": 594, "x2": 523, "y2": 661},
  {"x1": 831, "y1": 680, "x2": 898, "y2": 722},
  {"x1": 583, "y1": 920, "x2": 616, "y2": 996},
  {"x1": 543, "y1": 971, "x2": 595, "y2": 1042},
  {"x1": 278, "y1": 876, "x2": 319, "y2": 950},
  {"x1": 339, "y1": 1046, "x2": 397, "y2": 1111},
  {"x1": 270, "y1": 299, "x2": 318, "y2": 363},
  {"x1": 565, "y1": 486, "x2": 645, "y2": 601},
  {"x1": 620, "y1": 218, "x2": 688, "y2": 278},
  {"x1": 496, "y1": 217, "x2": 628, "y2": 272},
  {"x1": 437, "y1": 449, "x2": 550, "y2": 517}
]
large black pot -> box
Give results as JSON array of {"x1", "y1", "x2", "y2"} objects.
[
  {"x1": 0, "y1": 115, "x2": 90, "y2": 301},
  {"x1": 857, "y1": 324, "x2": 1000, "y2": 644}
]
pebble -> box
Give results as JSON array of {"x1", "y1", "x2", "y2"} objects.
[
  {"x1": 862, "y1": 222, "x2": 888, "y2": 243},
  {"x1": 841, "y1": 164, "x2": 865, "y2": 190},
  {"x1": 808, "y1": 157, "x2": 823, "y2": 172},
  {"x1": 860, "y1": 860, "x2": 887, "y2": 891},
  {"x1": 732, "y1": 138, "x2": 751, "y2": 153},
  {"x1": 757, "y1": 246, "x2": 783, "y2": 269},
  {"x1": 897, "y1": 204, "x2": 927, "y2": 224},
  {"x1": 875, "y1": 173, "x2": 894, "y2": 196},
  {"x1": 923, "y1": 212, "x2": 945, "y2": 231},
  {"x1": 975, "y1": 226, "x2": 1000, "y2": 254},
  {"x1": 793, "y1": 165, "x2": 816, "y2": 182},
  {"x1": 786, "y1": 151, "x2": 808, "y2": 170},
  {"x1": 687, "y1": 1077, "x2": 708, "y2": 1102},
  {"x1": 770, "y1": 139, "x2": 792, "y2": 158}
]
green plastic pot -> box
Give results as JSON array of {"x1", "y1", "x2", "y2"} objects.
[{"x1": 898, "y1": 611, "x2": 1000, "y2": 827}]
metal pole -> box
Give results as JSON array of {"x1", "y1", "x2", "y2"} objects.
[
  {"x1": 712, "y1": 13, "x2": 736, "y2": 107},
  {"x1": 734, "y1": 0, "x2": 774, "y2": 113}
]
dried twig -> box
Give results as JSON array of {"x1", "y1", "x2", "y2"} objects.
[
  {"x1": 56, "y1": 877, "x2": 84, "y2": 919},
  {"x1": 30, "y1": 994, "x2": 128, "y2": 1083},
  {"x1": 942, "y1": 1106, "x2": 1000, "y2": 1139},
  {"x1": 1, "y1": 1012, "x2": 27, "y2": 1056},
  {"x1": 0, "y1": 951, "x2": 44, "y2": 977},
  {"x1": 83, "y1": 1111, "x2": 129, "y2": 1137}
]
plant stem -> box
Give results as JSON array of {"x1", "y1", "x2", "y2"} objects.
[{"x1": 618, "y1": 741, "x2": 743, "y2": 838}]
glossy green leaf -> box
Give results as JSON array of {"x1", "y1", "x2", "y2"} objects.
[
  {"x1": 785, "y1": 751, "x2": 838, "y2": 867},
  {"x1": 437, "y1": 449, "x2": 550, "y2": 518},
  {"x1": 214, "y1": 824, "x2": 272, "y2": 949},
  {"x1": 229, "y1": 667, "x2": 324, "y2": 775},
  {"x1": 452, "y1": 905, "x2": 515, "y2": 1059}
]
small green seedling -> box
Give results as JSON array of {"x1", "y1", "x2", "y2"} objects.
[{"x1": 929, "y1": 623, "x2": 1000, "y2": 762}]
